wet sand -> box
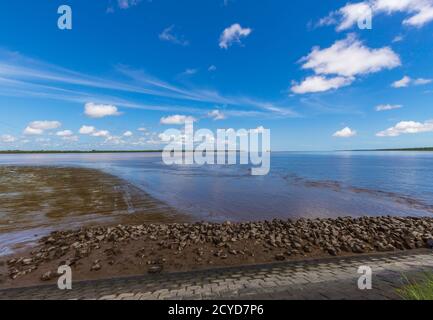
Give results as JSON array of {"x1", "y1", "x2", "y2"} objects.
[{"x1": 0, "y1": 166, "x2": 188, "y2": 256}]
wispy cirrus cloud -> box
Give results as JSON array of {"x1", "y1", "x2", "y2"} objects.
[
  {"x1": 207, "y1": 109, "x2": 226, "y2": 120},
  {"x1": 117, "y1": 0, "x2": 141, "y2": 10},
  {"x1": 375, "y1": 104, "x2": 403, "y2": 111},
  {"x1": 392, "y1": 76, "x2": 432, "y2": 88},
  {"x1": 159, "y1": 25, "x2": 189, "y2": 46},
  {"x1": 0, "y1": 50, "x2": 296, "y2": 119}
]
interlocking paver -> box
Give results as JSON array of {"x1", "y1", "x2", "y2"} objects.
[{"x1": 1, "y1": 249, "x2": 432, "y2": 300}]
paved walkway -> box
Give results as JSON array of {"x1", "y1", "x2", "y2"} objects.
[{"x1": 1, "y1": 250, "x2": 432, "y2": 300}]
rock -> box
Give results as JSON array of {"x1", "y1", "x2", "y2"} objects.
[
  {"x1": 41, "y1": 271, "x2": 53, "y2": 281},
  {"x1": 275, "y1": 254, "x2": 286, "y2": 261},
  {"x1": 303, "y1": 245, "x2": 312, "y2": 253},
  {"x1": 293, "y1": 242, "x2": 302, "y2": 249},
  {"x1": 148, "y1": 265, "x2": 163, "y2": 274},
  {"x1": 427, "y1": 239, "x2": 433, "y2": 249},
  {"x1": 91, "y1": 261, "x2": 101, "y2": 271},
  {"x1": 352, "y1": 245, "x2": 365, "y2": 254},
  {"x1": 46, "y1": 237, "x2": 55, "y2": 244},
  {"x1": 327, "y1": 248, "x2": 338, "y2": 256}
]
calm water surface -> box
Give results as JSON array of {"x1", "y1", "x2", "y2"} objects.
[{"x1": 1, "y1": 151, "x2": 433, "y2": 222}]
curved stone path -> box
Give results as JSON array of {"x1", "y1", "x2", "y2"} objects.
[{"x1": 1, "y1": 249, "x2": 432, "y2": 300}]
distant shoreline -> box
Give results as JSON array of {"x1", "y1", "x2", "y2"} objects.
[
  {"x1": 1, "y1": 147, "x2": 433, "y2": 154},
  {"x1": 349, "y1": 147, "x2": 433, "y2": 152},
  {"x1": 0, "y1": 150, "x2": 163, "y2": 154}
]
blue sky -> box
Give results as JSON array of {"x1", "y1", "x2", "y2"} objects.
[{"x1": 0, "y1": 0, "x2": 432, "y2": 151}]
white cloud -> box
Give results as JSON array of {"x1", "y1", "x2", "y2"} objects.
[
  {"x1": 23, "y1": 120, "x2": 61, "y2": 135},
  {"x1": 79, "y1": 126, "x2": 111, "y2": 139},
  {"x1": 92, "y1": 130, "x2": 110, "y2": 137},
  {"x1": 159, "y1": 25, "x2": 189, "y2": 46},
  {"x1": 251, "y1": 126, "x2": 266, "y2": 134},
  {"x1": 182, "y1": 68, "x2": 197, "y2": 76},
  {"x1": 321, "y1": 0, "x2": 433, "y2": 30},
  {"x1": 79, "y1": 125, "x2": 95, "y2": 134},
  {"x1": 292, "y1": 35, "x2": 400, "y2": 94},
  {"x1": 137, "y1": 127, "x2": 147, "y2": 132},
  {"x1": 56, "y1": 130, "x2": 73, "y2": 137},
  {"x1": 392, "y1": 76, "x2": 432, "y2": 87},
  {"x1": 158, "y1": 132, "x2": 188, "y2": 145},
  {"x1": 208, "y1": 65, "x2": 217, "y2": 72},
  {"x1": 160, "y1": 115, "x2": 197, "y2": 125},
  {"x1": 23, "y1": 127, "x2": 43, "y2": 135},
  {"x1": 105, "y1": 135, "x2": 124, "y2": 145},
  {"x1": 84, "y1": 102, "x2": 121, "y2": 118},
  {"x1": 333, "y1": 127, "x2": 357, "y2": 138},
  {"x1": 207, "y1": 109, "x2": 226, "y2": 120},
  {"x1": 0, "y1": 134, "x2": 16, "y2": 143},
  {"x1": 300, "y1": 35, "x2": 400, "y2": 77},
  {"x1": 291, "y1": 76, "x2": 354, "y2": 94},
  {"x1": 402, "y1": 3, "x2": 433, "y2": 27},
  {"x1": 413, "y1": 78, "x2": 432, "y2": 85},
  {"x1": 337, "y1": 2, "x2": 373, "y2": 31},
  {"x1": 376, "y1": 120, "x2": 433, "y2": 136},
  {"x1": 62, "y1": 135, "x2": 79, "y2": 142},
  {"x1": 392, "y1": 35, "x2": 404, "y2": 43},
  {"x1": 117, "y1": 0, "x2": 140, "y2": 9},
  {"x1": 392, "y1": 76, "x2": 411, "y2": 88},
  {"x1": 219, "y1": 23, "x2": 252, "y2": 49},
  {"x1": 375, "y1": 104, "x2": 403, "y2": 111},
  {"x1": 123, "y1": 131, "x2": 133, "y2": 137}
]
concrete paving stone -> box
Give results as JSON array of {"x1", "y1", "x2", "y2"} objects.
[{"x1": 2, "y1": 250, "x2": 433, "y2": 300}]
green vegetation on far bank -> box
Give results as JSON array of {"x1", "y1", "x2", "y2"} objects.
[{"x1": 351, "y1": 147, "x2": 433, "y2": 152}]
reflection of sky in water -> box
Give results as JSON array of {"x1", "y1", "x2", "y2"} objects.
[{"x1": 1, "y1": 151, "x2": 433, "y2": 222}]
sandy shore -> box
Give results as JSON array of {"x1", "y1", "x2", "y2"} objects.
[{"x1": 1, "y1": 216, "x2": 433, "y2": 289}]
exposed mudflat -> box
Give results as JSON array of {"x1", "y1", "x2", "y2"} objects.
[{"x1": 0, "y1": 166, "x2": 188, "y2": 256}]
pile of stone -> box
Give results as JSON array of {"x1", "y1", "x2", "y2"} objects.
[{"x1": 5, "y1": 216, "x2": 433, "y2": 280}]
